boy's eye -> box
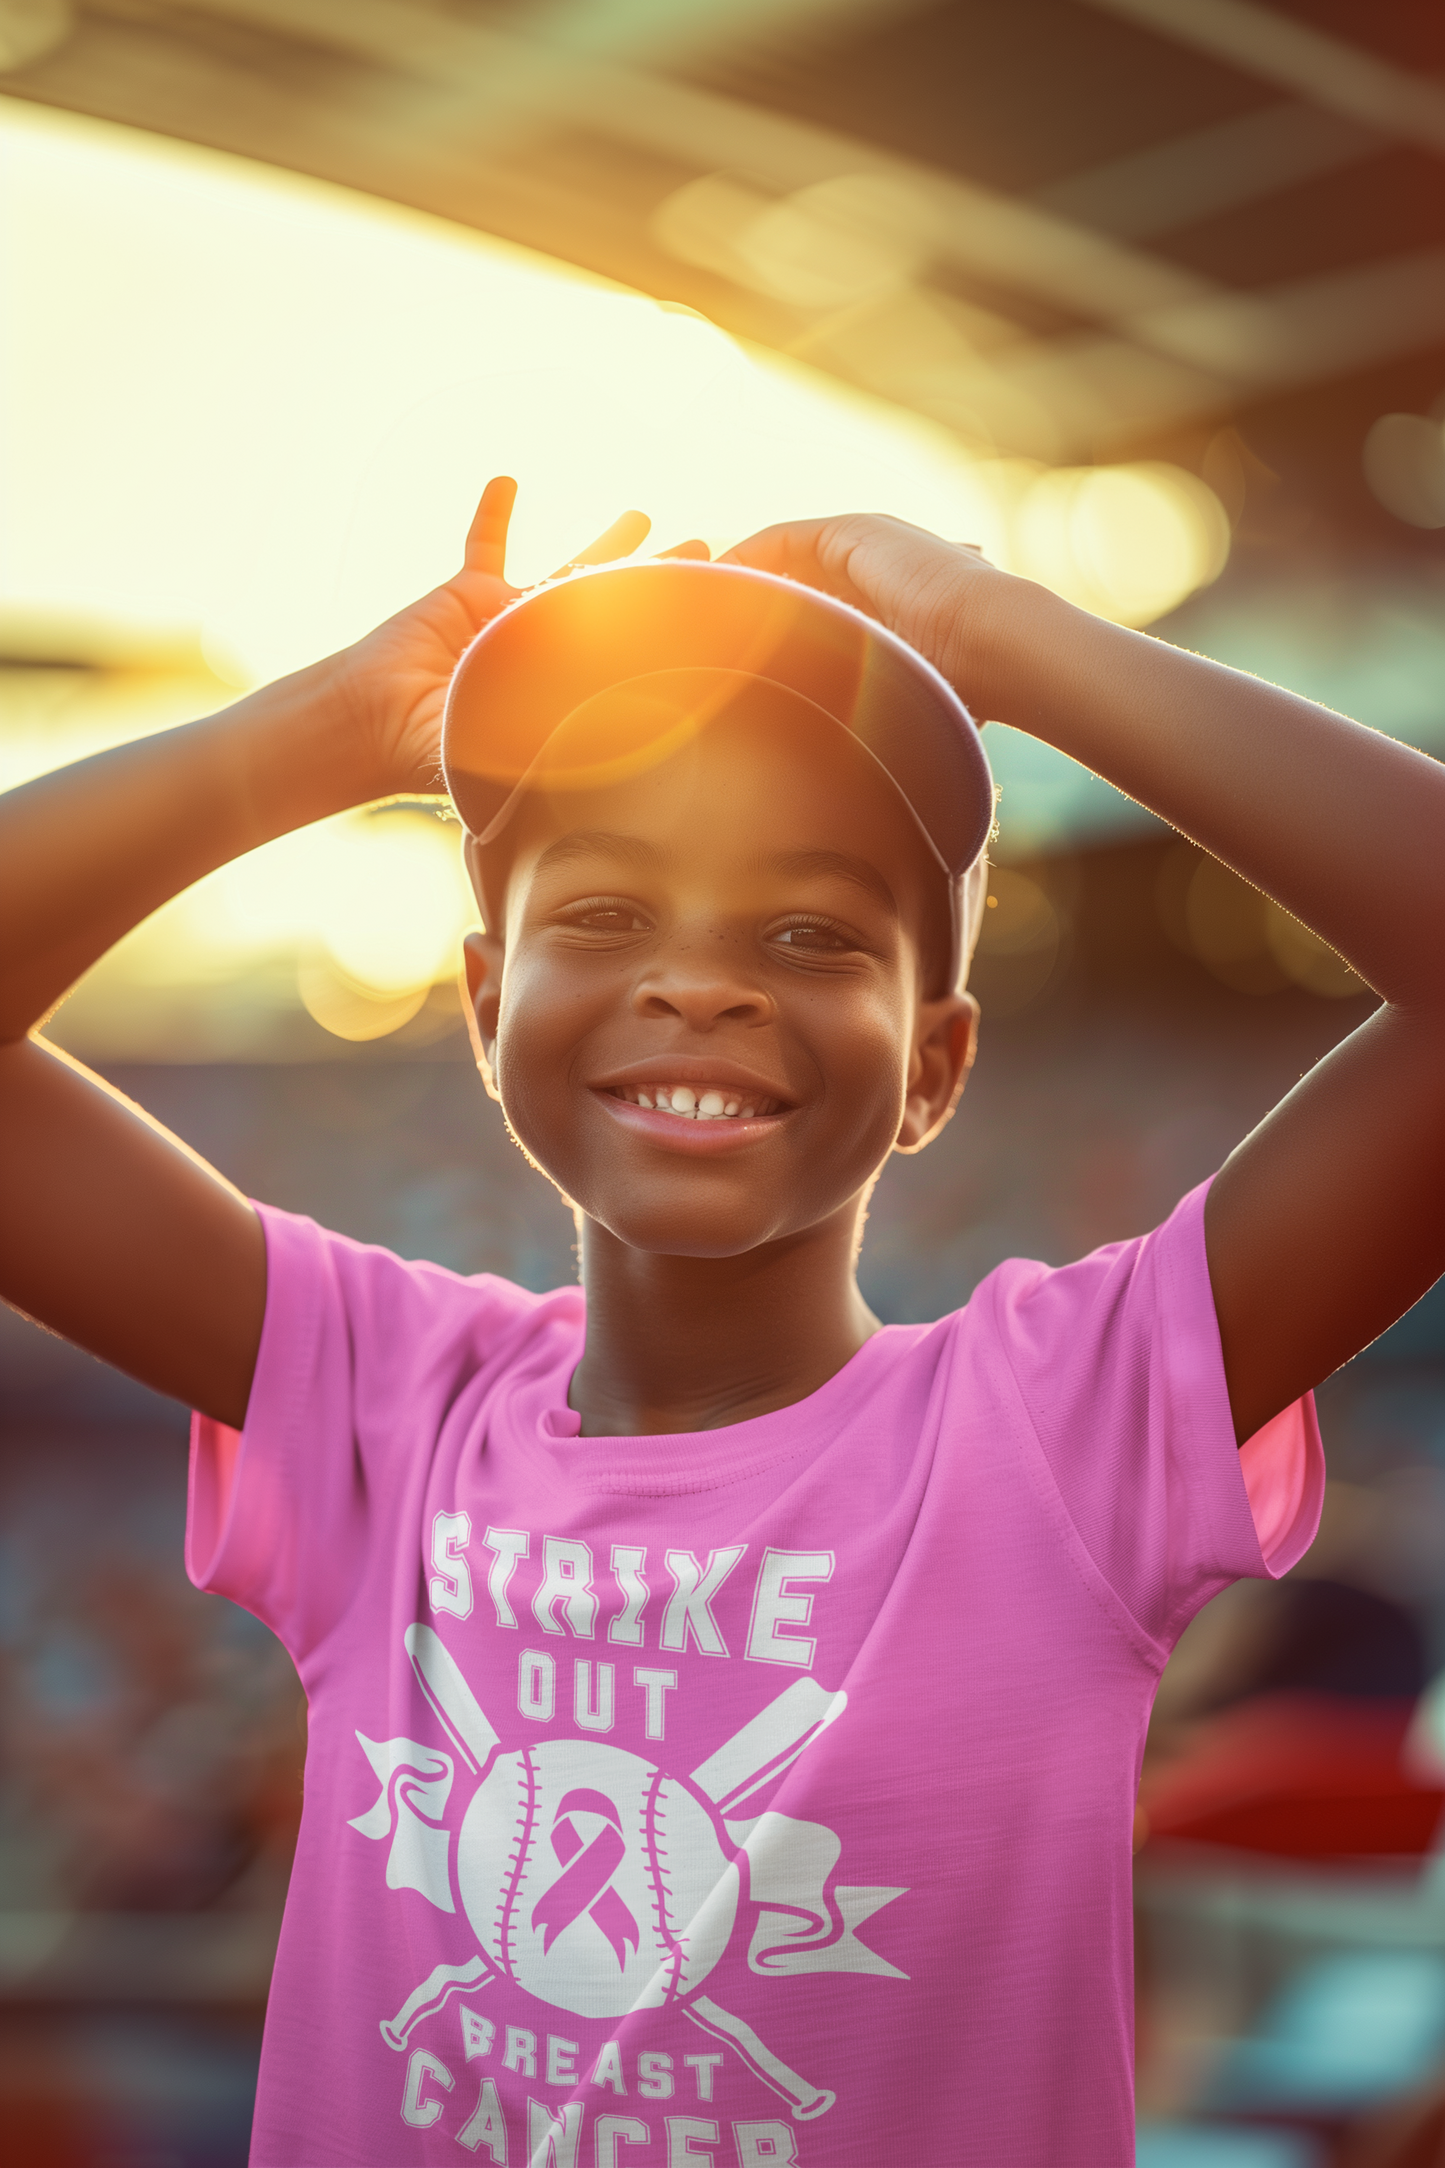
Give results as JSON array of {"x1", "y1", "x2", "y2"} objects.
[
  {"x1": 771, "y1": 919, "x2": 855, "y2": 954},
  {"x1": 563, "y1": 899, "x2": 651, "y2": 934}
]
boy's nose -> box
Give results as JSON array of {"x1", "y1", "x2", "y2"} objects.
[{"x1": 631, "y1": 939, "x2": 776, "y2": 1031}]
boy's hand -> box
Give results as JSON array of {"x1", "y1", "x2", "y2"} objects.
[
  {"x1": 334, "y1": 477, "x2": 707, "y2": 797},
  {"x1": 722, "y1": 515, "x2": 1013, "y2": 714}
]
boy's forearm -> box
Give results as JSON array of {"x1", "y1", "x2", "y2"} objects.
[
  {"x1": 968, "y1": 580, "x2": 1445, "y2": 1008},
  {"x1": 0, "y1": 656, "x2": 388, "y2": 1042}
]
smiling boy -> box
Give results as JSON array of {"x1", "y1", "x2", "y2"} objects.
[
  {"x1": 3, "y1": 477, "x2": 1443, "y2": 2167},
  {"x1": 446, "y1": 551, "x2": 990, "y2": 1437}
]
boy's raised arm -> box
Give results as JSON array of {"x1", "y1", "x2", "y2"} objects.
[
  {"x1": 0, "y1": 481, "x2": 652, "y2": 1428},
  {"x1": 726, "y1": 515, "x2": 1445, "y2": 1443}
]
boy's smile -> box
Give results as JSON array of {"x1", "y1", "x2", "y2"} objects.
[
  {"x1": 594, "y1": 1067, "x2": 791, "y2": 1149},
  {"x1": 465, "y1": 699, "x2": 976, "y2": 1265}
]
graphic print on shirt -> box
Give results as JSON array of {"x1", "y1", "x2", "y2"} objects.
[{"x1": 350, "y1": 1622, "x2": 907, "y2": 2138}]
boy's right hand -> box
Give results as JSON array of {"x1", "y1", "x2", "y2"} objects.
[
  {"x1": 0, "y1": 476, "x2": 703, "y2": 1431},
  {"x1": 332, "y1": 478, "x2": 703, "y2": 798}
]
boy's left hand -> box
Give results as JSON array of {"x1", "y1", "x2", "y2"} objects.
[
  {"x1": 733, "y1": 508, "x2": 1445, "y2": 1452},
  {"x1": 723, "y1": 515, "x2": 1012, "y2": 714}
]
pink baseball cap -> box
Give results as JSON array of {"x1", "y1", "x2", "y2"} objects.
[{"x1": 442, "y1": 558, "x2": 994, "y2": 989}]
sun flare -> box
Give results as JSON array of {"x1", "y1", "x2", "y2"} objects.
[{"x1": 1, "y1": 96, "x2": 1229, "y2": 1050}]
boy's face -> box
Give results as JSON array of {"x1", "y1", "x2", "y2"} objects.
[{"x1": 465, "y1": 702, "x2": 976, "y2": 1260}]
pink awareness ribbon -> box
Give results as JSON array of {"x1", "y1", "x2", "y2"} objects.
[{"x1": 531, "y1": 1788, "x2": 641, "y2": 1968}]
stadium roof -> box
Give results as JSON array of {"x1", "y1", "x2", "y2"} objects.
[{"x1": 3, "y1": 0, "x2": 1443, "y2": 525}]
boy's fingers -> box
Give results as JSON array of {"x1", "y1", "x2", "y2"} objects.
[
  {"x1": 656, "y1": 539, "x2": 711, "y2": 561},
  {"x1": 550, "y1": 509, "x2": 651, "y2": 579},
  {"x1": 463, "y1": 477, "x2": 519, "y2": 580},
  {"x1": 722, "y1": 522, "x2": 877, "y2": 616},
  {"x1": 719, "y1": 520, "x2": 827, "y2": 576}
]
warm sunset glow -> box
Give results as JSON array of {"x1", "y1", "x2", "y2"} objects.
[{"x1": 0, "y1": 96, "x2": 1231, "y2": 1049}]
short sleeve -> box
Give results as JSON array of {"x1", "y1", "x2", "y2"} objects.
[
  {"x1": 986, "y1": 1179, "x2": 1324, "y2": 1651},
  {"x1": 185, "y1": 1204, "x2": 551, "y2": 1662}
]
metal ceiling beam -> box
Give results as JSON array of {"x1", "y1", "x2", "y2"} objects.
[
  {"x1": 1083, "y1": 0, "x2": 1445, "y2": 156},
  {"x1": 1032, "y1": 98, "x2": 1385, "y2": 241},
  {"x1": 180, "y1": 0, "x2": 1219, "y2": 322},
  {"x1": 176, "y1": 0, "x2": 1445, "y2": 441}
]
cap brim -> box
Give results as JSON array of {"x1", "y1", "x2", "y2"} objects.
[{"x1": 442, "y1": 558, "x2": 994, "y2": 984}]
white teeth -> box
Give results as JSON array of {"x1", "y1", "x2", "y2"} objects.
[{"x1": 621, "y1": 1085, "x2": 772, "y2": 1119}]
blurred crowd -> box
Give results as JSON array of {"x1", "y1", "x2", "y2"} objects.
[
  {"x1": 0, "y1": 1416, "x2": 303, "y2": 2164},
  {"x1": 2, "y1": 1480, "x2": 300, "y2": 1921}
]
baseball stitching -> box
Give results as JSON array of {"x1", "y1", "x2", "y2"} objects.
[
  {"x1": 642, "y1": 1765, "x2": 686, "y2": 2002},
  {"x1": 494, "y1": 1747, "x2": 537, "y2": 1980}
]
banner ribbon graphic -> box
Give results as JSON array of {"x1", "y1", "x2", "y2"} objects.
[{"x1": 531, "y1": 1788, "x2": 640, "y2": 1968}]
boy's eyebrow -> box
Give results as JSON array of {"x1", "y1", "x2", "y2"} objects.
[
  {"x1": 759, "y1": 849, "x2": 900, "y2": 914},
  {"x1": 530, "y1": 834, "x2": 899, "y2": 914},
  {"x1": 531, "y1": 831, "x2": 668, "y2": 876}
]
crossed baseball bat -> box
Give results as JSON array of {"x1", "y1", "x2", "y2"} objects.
[{"x1": 381, "y1": 1625, "x2": 840, "y2": 2122}]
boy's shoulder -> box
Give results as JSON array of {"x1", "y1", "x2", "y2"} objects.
[
  {"x1": 253, "y1": 1198, "x2": 583, "y2": 1370},
  {"x1": 965, "y1": 1183, "x2": 1212, "y2": 1343}
]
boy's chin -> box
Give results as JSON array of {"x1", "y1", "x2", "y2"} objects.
[
  {"x1": 518, "y1": 1132, "x2": 888, "y2": 1265},
  {"x1": 564, "y1": 1167, "x2": 859, "y2": 1261},
  {"x1": 581, "y1": 1197, "x2": 803, "y2": 1262}
]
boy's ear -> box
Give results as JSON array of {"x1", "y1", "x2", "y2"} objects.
[
  {"x1": 461, "y1": 929, "x2": 506, "y2": 1099},
  {"x1": 895, "y1": 992, "x2": 979, "y2": 1156}
]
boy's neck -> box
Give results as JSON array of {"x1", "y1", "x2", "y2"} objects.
[{"x1": 569, "y1": 1206, "x2": 880, "y2": 1438}]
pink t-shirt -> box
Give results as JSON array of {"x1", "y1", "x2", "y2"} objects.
[{"x1": 188, "y1": 1179, "x2": 1322, "y2": 2167}]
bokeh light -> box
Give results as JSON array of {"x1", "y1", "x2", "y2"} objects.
[
  {"x1": 654, "y1": 170, "x2": 938, "y2": 311},
  {"x1": 1010, "y1": 462, "x2": 1231, "y2": 628},
  {"x1": 1264, "y1": 902, "x2": 1365, "y2": 1000},
  {"x1": 140, "y1": 809, "x2": 474, "y2": 996},
  {"x1": 295, "y1": 963, "x2": 433, "y2": 1044},
  {"x1": 1363, "y1": 411, "x2": 1445, "y2": 530},
  {"x1": 306, "y1": 816, "x2": 470, "y2": 996},
  {"x1": 970, "y1": 867, "x2": 1063, "y2": 1015},
  {"x1": 1156, "y1": 843, "x2": 1365, "y2": 1001}
]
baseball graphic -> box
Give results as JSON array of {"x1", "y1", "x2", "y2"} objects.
[
  {"x1": 355, "y1": 1627, "x2": 905, "y2": 2121},
  {"x1": 457, "y1": 1738, "x2": 740, "y2": 2019}
]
